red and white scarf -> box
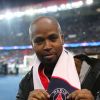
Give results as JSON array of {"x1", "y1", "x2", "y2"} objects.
[{"x1": 32, "y1": 48, "x2": 81, "y2": 94}]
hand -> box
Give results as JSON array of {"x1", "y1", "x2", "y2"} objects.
[
  {"x1": 67, "y1": 89, "x2": 94, "y2": 100},
  {"x1": 28, "y1": 89, "x2": 50, "y2": 100}
]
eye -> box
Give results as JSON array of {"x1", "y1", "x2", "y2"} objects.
[
  {"x1": 34, "y1": 37, "x2": 44, "y2": 44},
  {"x1": 48, "y1": 34, "x2": 58, "y2": 42}
]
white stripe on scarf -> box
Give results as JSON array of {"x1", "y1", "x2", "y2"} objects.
[{"x1": 32, "y1": 48, "x2": 81, "y2": 90}]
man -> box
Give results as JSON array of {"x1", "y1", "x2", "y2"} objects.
[{"x1": 16, "y1": 16, "x2": 94, "y2": 100}]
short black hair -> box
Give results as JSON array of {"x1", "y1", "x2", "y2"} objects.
[{"x1": 29, "y1": 16, "x2": 62, "y2": 41}]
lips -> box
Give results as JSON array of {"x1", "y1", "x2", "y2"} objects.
[{"x1": 43, "y1": 54, "x2": 55, "y2": 59}]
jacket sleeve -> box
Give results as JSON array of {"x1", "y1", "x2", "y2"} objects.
[
  {"x1": 16, "y1": 81, "x2": 26, "y2": 100},
  {"x1": 16, "y1": 70, "x2": 34, "y2": 100}
]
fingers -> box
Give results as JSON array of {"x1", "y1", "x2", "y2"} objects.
[
  {"x1": 28, "y1": 89, "x2": 50, "y2": 100},
  {"x1": 67, "y1": 89, "x2": 94, "y2": 100},
  {"x1": 28, "y1": 89, "x2": 94, "y2": 100}
]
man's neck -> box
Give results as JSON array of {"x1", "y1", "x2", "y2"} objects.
[{"x1": 44, "y1": 63, "x2": 55, "y2": 80}]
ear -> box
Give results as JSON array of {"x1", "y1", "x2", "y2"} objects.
[
  {"x1": 61, "y1": 34, "x2": 64, "y2": 44},
  {"x1": 31, "y1": 41, "x2": 34, "y2": 50}
]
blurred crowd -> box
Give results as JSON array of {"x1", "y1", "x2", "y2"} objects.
[
  {"x1": 59, "y1": 14, "x2": 100, "y2": 43},
  {"x1": 0, "y1": 14, "x2": 100, "y2": 46},
  {"x1": 0, "y1": 11, "x2": 100, "y2": 75}
]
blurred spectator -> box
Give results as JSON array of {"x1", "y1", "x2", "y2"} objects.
[{"x1": 0, "y1": 61, "x2": 8, "y2": 75}]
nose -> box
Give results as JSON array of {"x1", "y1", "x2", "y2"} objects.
[{"x1": 43, "y1": 40, "x2": 52, "y2": 51}]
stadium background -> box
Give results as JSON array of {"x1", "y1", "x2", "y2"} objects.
[{"x1": 0, "y1": 0, "x2": 100, "y2": 100}]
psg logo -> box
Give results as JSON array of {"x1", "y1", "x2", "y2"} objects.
[{"x1": 50, "y1": 88, "x2": 69, "y2": 100}]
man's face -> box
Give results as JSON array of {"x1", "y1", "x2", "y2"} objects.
[{"x1": 31, "y1": 19, "x2": 64, "y2": 65}]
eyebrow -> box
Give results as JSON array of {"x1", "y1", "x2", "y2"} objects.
[
  {"x1": 48, "y1": 33, "x2": 58, "y2": 37},
  {"x1": 33, "y1": 36, "x2": 44, "y2": 43},
  {"x1": 33, "y1": 33, "x2": 59, "y2": 43}
]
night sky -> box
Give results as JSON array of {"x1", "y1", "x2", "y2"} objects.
[{"x1": 0, "y1": 0, "x2": 48, "y2": 9}]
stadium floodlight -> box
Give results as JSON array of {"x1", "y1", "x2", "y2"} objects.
[
  {"x1": 24, "y1": 8, "x2": 35, "y2": 16},
  {"x1": 0, "y1": 0, "x2": 93, "y2": 21},
  {"x1": 40, "y1": 8, "x2": 47, "y2": 13},
  {"x1": 66, "y1": 3, "x2": 72, "y2": 10},
  {"x1": 46, "y1": 5, "x2": 58, "y2": 12},
  {"x1": 13, "y1": 11, "x2": 25, "y2": 18},
  {"x1": 59, "y1": 4, "x2": 67, "y2": 10},
  {"x1": 5, "y1": 11, "x2": 14, "y2": 20},
  {"x1": 0, "y1": 14, "x2": 5, "y2": 20},
  {"x1": 86, "y1": 0, "x2": 93, "y2": 5},
  {"x1": 36, "y1": 8, "x2": 47, "y2": 14},
  {"x1": 71, "y1": 1, "x2": 83, "y2": 8}
]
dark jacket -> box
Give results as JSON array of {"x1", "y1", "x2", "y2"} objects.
[{"x1": 16, "y1": 56, "x2": 100, "y2": 100}]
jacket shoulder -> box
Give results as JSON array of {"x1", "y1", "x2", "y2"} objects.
[{"x1": 16, "y1": 69, "x2": 33, "y2": 100}]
